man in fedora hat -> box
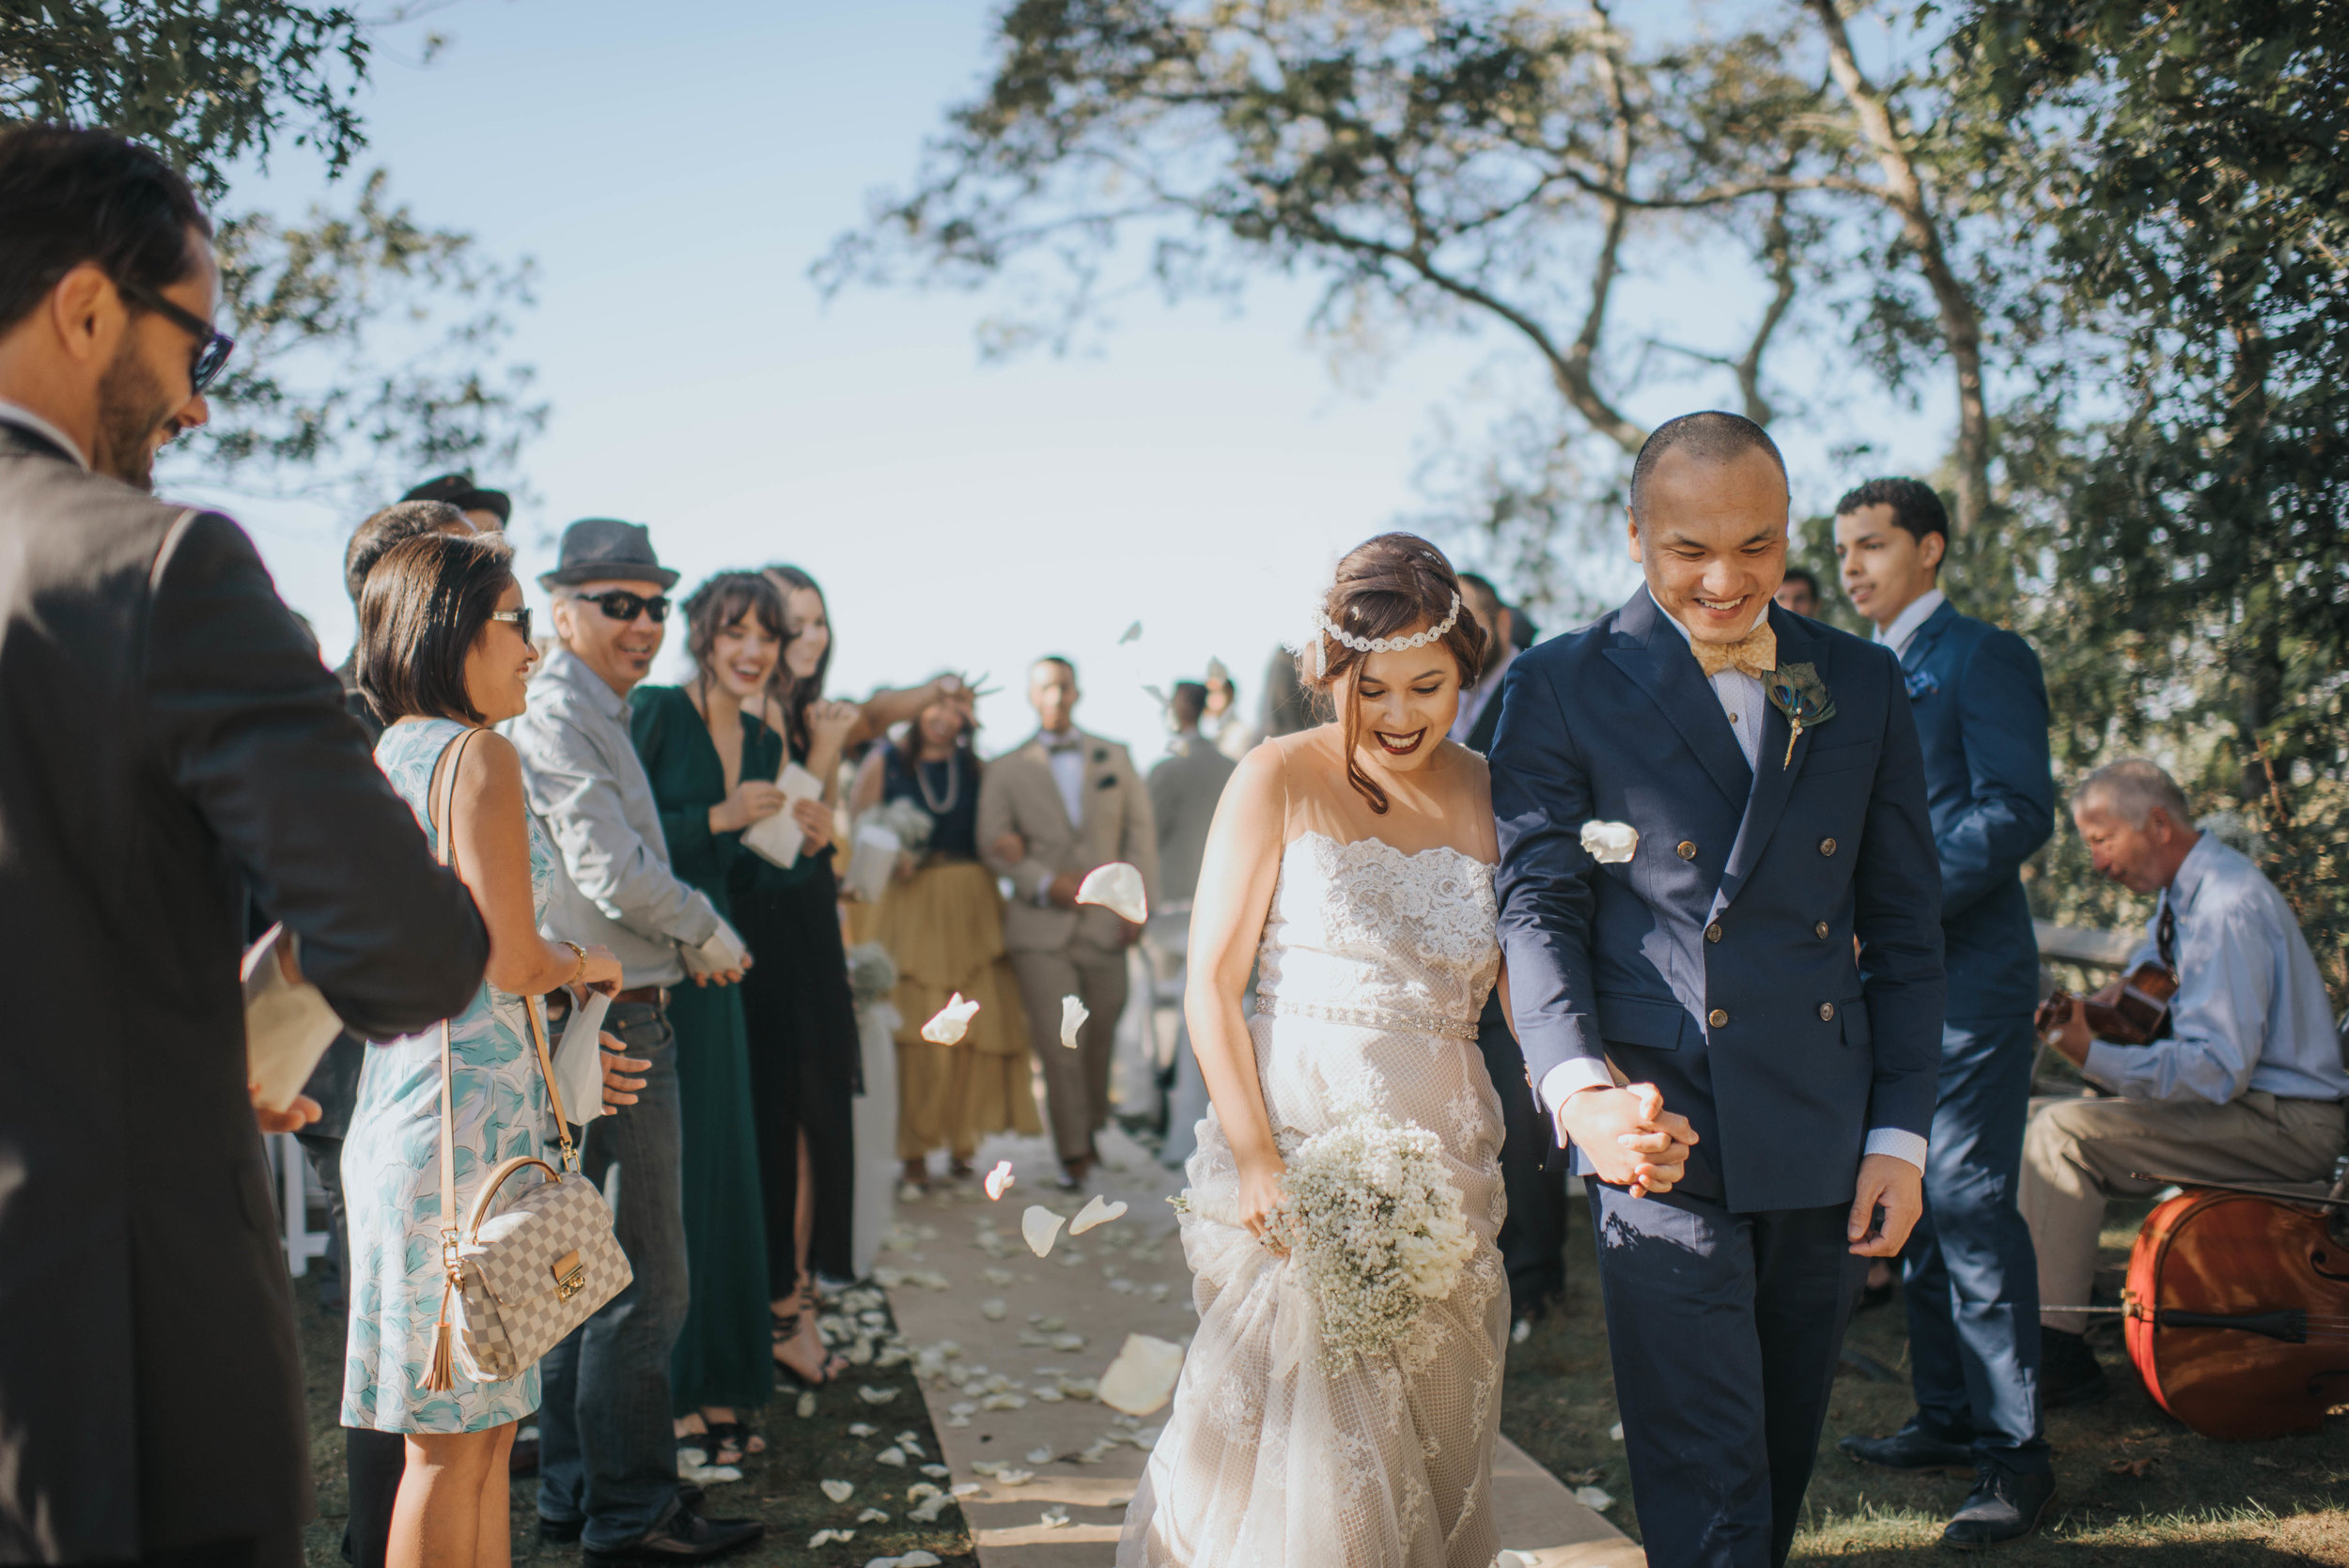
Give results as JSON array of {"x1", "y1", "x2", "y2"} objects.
[
  {"x1": 508, "y1": 518, "x2": 762, "y2": 1561},
  {"x1": 400, "y1": 470, "x2": 511, "y2": 534}
]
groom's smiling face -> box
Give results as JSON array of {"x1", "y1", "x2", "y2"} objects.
[{"x1": 1628, "y1": 445, "x2": 1790, "y2": 644}]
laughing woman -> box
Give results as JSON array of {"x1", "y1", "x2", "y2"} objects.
[{"x1": 629, "y1": 570, "x2": 797, "y2": 1467}]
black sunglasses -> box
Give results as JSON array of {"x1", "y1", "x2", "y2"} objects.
[
  {"x1": 575, "y1": 590, "x2": 671, "y2": 624},
  {"x1": 489, "y1": 607, "x2": 533, "y2": 642},
  {"x1": 116, "y1": 279, "x2": 236, "y2": 395}
]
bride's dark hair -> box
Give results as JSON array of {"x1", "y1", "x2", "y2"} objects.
[{"x1": 1296, "y1": 532, "x2": 1487, "y2": 815}]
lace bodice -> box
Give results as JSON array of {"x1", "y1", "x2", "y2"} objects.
[{"x1": 1254, "y1": 831, "x2": 1501, "y2": 1041}]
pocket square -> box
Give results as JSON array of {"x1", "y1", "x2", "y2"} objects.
[
  {"x1": 1095, "y1": 774, "x2": 1117, "y2": 789},
  {"x1": 1905, "y1": 667, "x2": 1939, "y2": 701}
]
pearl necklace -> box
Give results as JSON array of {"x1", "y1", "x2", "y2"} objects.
[{"x1": 913, "y1": 749, "x2": 960, "y2": 815}]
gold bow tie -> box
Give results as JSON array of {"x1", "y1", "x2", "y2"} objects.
[{"x1": 1690, "y1": 621, "x2": 1778, "y2": 682}]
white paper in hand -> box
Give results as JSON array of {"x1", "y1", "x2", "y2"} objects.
[
  {"x1": 242, "y1": 924, "x2": 342, "y2": 1112},
  {"x1": 1058, "y1": 995, "x2": 1088, "y2": 1049},
  {"x1": 1074, "y1": 862, "x2": 1147, "y2": 924},
  {"x1": 843, "y1": 822, "x2": 902, "y2": 904},
  {"x1": 550, "y1": 989, "x2": 613, "y2": 1126},
  {"x1": 743, "y1": 762, "x2": 827, "y2": 871}
]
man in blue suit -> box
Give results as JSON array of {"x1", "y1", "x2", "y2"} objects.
[
  {"x1": 1492, "y1": 412, "x2": 1946, "y2": 1568},
  {"x1": 1830, "y1": 478, "x2": 2058, "y2": 1544}
]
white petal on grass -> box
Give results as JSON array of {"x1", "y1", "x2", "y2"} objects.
[
  {"x1": 1069, "y1": 1194, "x2": 1128, "y2": 1235},
  {"x1": 1608, "y1": 1421, "x2": 1625, "y2": 1441},
  {"x1": 920, "y1": 992, "x2": 980, "y2": 1045},
  {"x1": 819, "y1": 1479, "x2": 854, "y2": 1502},
  {"x1": 848, "y1": 1421, "x2": 877, "y2": 1437},
  {"x1": 808, "y1": 1529, "x2": 855, "y2": 1547},
  {"x1": 983, "y1": 1159, "x2": 1015, "y2": 1200},
  {"x1": 1022, "y1": 1205, "x2": 1066, "y2": 1258},
  {"x1": 858, "y1": 1385, "x2": 899, "y2": 1405},
  {"x1": 1579, "y1": 819, "x2": 1640, "y2": 864},
  {"x1": 875, "y1": 1446, "x2": 906, "y2": 1467},
  {"x1": 795, "y1": 1390, "x2": 817, "y2": 1418},
  {"x1": 1097, "y1": 1332, "x2": 1186, "y2": 1416},
  {"x1": 1058, "y1": 995, "x2": 1088, "y2": 1049},
  {"x1": 1074, "y1": 862, "x2": 1148, "y2": 924},
  {"x1": 855, "y1": 1507, "x2": 891, "y2": 1523}
]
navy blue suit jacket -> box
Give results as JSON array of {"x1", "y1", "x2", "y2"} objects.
[
  {"x1": 1898, "y1": 599, "x2": 2054, "y2": 1020},
  {"x1": 1490, "y1": 591, "x2": 1946, "y2": 1213}
]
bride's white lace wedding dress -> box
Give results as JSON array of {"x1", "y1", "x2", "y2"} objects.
[{"x1": 1119, "y1": 828, "x2": 1509, "y2": 1567}]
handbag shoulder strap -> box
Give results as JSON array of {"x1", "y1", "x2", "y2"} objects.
[{"x1": 432, "y1": 724, "x2": 485, "y2": 1269}]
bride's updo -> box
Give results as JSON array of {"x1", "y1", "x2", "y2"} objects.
[{"x1": 1297, "y1": 532, "x2": 1489, "y2": 815}]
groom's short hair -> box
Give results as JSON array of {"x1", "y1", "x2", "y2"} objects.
[{"x1": 1628, "y1": 411, "x2": 1788, "y2": 526}]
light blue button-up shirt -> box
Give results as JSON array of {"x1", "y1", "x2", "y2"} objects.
[
  {"x1": 2085, "y1": 832, "x2": 2349, "y2": 1104},
  {"x1": 507, "y1": 644, "x2": 721, "y2": 988}
]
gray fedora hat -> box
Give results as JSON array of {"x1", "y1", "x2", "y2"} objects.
[{"x1": 538, "y1": 518, "x2": 678, "y2": 591}]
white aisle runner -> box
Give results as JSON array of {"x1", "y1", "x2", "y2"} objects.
[{"x1": 878, "y1": 1126, "x2": 1643, "y2": 1567}]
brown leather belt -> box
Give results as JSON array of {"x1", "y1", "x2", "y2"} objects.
[{"x1": 613, "y1": 985, "x2": 670, "y2": 1006}]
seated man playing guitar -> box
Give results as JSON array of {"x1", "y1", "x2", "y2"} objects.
[{"x1": 2024, "y1": 759, "x2": 2348, "y2": 1405}]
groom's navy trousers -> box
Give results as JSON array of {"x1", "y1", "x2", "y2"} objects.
[
  {"x1": 1890, "y1": 600, "x2": 2054, "y2": 1474},
  {"x1": 1492, "y1": 591, "x2": 1944, "y2": 1568}
]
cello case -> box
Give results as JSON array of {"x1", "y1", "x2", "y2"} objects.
[{"x1": 2123, "y1": 1188, "x2": 2349, "y2": 1440}]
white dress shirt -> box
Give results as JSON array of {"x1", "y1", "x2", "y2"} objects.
[
  {"x1": 2086, "y1": 832, "x2": 2349, "y2": 1105},
  {"x1": 0, "y1": 401, "x2": 91, "y2": 470},
  {"x1": 1034, "y1": 730, "x2": 1088, "y2": 903},
  {"x1": 1873, "y1": 587, "x2": 1947, "y2": 660},
  {"x1": 1539, "y1": 588, "x2": 1928, "y2": 1172}
]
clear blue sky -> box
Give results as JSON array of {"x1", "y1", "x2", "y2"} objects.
[{"x1": 163, "y1": 0, "x2": 1952, "y2": 754}]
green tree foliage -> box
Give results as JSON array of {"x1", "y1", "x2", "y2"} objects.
[{"x1": 1, "y1": 2, "x2": 542, "y2": 499}]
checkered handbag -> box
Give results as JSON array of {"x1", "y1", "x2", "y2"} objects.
[{"x1": 419, "y1": 728, "x2": 630, "y2": 1391}]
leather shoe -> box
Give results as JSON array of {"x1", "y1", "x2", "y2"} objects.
[
  {"x1": 1838, "y1": 1423, "x2": 1975, "y2": 1473},
  {"x1": 583, "y1": 1503, "x2": 762, "y2": 1563},
  {"x1": 2041, "y1": 1327, "x2": 2109, "y2": 1408},
  {"x1": 1941, "y1": 1465, "x2": 2056, "y2": 1549},
  {"x1": 538, "y1": 1516, "x2": 584, "y2": 1545}
]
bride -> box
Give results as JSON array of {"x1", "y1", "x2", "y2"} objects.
[{"x1": 1119, "y1": 534, "x2": 1685, "y2": 1567}]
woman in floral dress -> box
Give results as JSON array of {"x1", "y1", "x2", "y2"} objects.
[{"x1": 341, "y1": 532, "x2": 620, "y2": 1568}]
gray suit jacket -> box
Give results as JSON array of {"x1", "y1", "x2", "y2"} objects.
[
  {"x1": 978, "y1": 729, "x2": 1159, "y2": 954},
  {"x1": 0, "y1": 424, "x2": 487, "y2": 1562},
  {"x1": 1148, "y1": 732, "x2": 1237, "y2": 907}
]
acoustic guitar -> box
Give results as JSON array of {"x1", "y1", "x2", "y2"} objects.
[{"x1": 2035, "y1": 959, "x2": 2179, "y2": 1046}]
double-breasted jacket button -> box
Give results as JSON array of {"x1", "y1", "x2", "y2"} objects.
[
  {"x1": 1705, "y1": 921, "x2": 1722, "y2": 943},
  {"x1": 1818, "y1": 1001, "x2": 1836, "y2": 1021},
  {"x1": 1677, "y1": 840, "x2": 1699, "y2": 862},
  {"x1": 1819, "y1": 836, "x2": 1838, "y2": 856},
  {"x1": 1707, "y1": 1008, "x2": 1729, "y2": 1028},
  {"x1": 1814, "y1": 921, "x2": 1831, "y2": 939}
]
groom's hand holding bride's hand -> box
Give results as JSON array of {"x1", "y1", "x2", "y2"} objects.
[
  {"x1": 1845, "y1": 1153, "x2": 1924, "y2": 1257},
  {"x1": 1556, "y1": 1083, "x2": 1696, "y2": 1198}
]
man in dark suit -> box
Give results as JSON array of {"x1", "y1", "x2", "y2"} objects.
[
  {"x1": 1830, "y1": 478, "x2": 2057, "y2": 1543},
  {"x1": 0, "y1": 125, "x2": 488, "y2": 1566},
  {"x1": 1451, "y1": 572, "x2": 1569, "y2": 1326},
  {"x1": 1492, "y1": 411, "x2": 1945, "y2": 1568}
]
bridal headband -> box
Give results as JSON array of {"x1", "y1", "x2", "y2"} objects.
[{"x1": 1292, "y1": 592, "x2": 1463, "y2": 679}]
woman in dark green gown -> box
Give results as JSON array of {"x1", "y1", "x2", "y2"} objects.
[{"x1": 629, "y1": 572, "x2": 797, "y2": 1464}]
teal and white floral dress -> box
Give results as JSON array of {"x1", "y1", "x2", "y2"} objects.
[{"x1": 341, "y1": 717, "x2": 552, "y2": 1433}]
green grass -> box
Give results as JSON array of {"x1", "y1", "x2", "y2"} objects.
[{"x1": 1501, "y1": 1197, "x2": 2349, "y2": 1565}]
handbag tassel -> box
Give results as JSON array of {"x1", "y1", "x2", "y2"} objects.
[{"x1": 423, "y1": 1275, "x2": 459, "y2": 1392}]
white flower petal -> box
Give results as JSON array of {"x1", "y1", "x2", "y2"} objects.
[
  {"x1": 875, "y1": 1446, "x2": 906, "y2": 1467},
  {"x1": 1068, "y1": 1194, "x2": 1128, "y2": 1234},
  {"x1": 854, "y1": 1507, "x2": 890, "y2": 1523},
  {"x1": 1074, "y1": 862, "x2": 1148, "y2": 924},
  {"x1": 1573, "y1": 1485, "x2": 1616, "y2": 1513},
  {"x1": 1097, "y1": 1332, "x2": 1185, "y2": 1416},
  {"x1": 1579, "y1": 819, "x2": 1640, "y2": 864},
  {"x1": 1058, "y1": 994, "x2": 1089, "y2": 1048},
  {"x1": 1022, "y1": 1205, "x2": 1066, "y2": 1258},
  {"x1": 819, "y1": 1479, "x2": 853, "y2": 1502},
  {"x1": 983, "y1": 1159, "x2": 1016, "y2": 1200},
  {"x1": 920, "y1": 992, "x2": 980, "y2": 1045}
]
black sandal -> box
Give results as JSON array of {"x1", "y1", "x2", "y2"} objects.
[{"x1": 703, "y1": 1419, "x2": 760, "y2": 1464}]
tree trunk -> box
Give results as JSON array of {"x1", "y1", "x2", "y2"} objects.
[{"x1": 1808, "y1": 0, "x2": 1991, "y2": 534}]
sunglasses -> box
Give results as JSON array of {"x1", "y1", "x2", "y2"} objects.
[
  {"x1": 490, "y1": 607, "x2": 533, "y2": 642},
  {"x1": 575, "y1": 590, "x2": 671, "y2": 624},
  {"x1": 116, "y1": 279, "x2": 236, "y2": 394}
]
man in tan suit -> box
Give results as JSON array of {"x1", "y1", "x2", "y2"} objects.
[{"x1": 980, "y1": 656, "x2": 1159, "y2": 1184}]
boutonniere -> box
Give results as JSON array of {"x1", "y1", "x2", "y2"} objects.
[
  {"x1": 1766, "y1": 662, "x2": 1837, "y2": 768},
  {"x1": 1905, "y1": 667, "x2": 1939, "y2": 701}
]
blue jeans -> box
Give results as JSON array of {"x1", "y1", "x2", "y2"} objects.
[
  {"x1": 537, "y1": 1000, "x2": 689, "y2": 1546},
  {"x1": 1901, "y1": 1014, "x2": 2050, "y2": 1473}
]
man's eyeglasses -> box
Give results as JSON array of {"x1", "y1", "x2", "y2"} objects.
[
  {"x1": 573, "y1": 590, "x2": 671, "y2": 624},
  {"x1": 490, "y1": 608, "x2": 533, "y2": 642},
  {"x1": 116, "y1": 280, "x2": 236, "y2": 395}
]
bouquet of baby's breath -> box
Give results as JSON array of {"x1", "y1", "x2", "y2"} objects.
[{"x1": 1266, "y1": 1110, "x2": 1475, "y2": 1366}]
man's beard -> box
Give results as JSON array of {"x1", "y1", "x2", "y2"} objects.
[{"x1": 90, "y1": 341, "x2": 175, "y2": 490}]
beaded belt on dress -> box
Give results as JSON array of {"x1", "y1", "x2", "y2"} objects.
[{"x1": 1255, "y1": 993, "x2": 1479, "y2": 1042}]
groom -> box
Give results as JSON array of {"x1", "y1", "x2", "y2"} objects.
[{"x1": 1491, "y1": 412, "x2": 1946, "y2": 1567}]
